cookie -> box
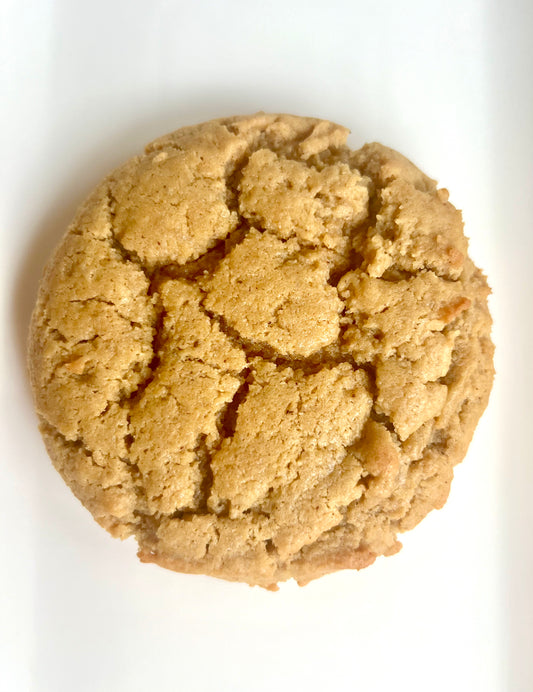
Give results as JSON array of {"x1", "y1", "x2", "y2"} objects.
[{"x1": 28, "y1": 113, "x2": 494, "y2": 589}]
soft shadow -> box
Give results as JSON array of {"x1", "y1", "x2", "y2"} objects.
[{"x1": 487, "y1": 1, "x2": 533, "y2": 691}]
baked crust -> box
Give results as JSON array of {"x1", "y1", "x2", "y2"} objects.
[{"x1": 28, "y1": 113, "x2": 494, "y2": 588}]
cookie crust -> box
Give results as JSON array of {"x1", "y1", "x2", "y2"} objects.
[{"x1": 28, "y1": 113, "x2": 494, "y2": 588}]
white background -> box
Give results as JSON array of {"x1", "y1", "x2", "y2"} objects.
[{"x1": 2, "y1": 1, "x2": 532, "y2": 690}]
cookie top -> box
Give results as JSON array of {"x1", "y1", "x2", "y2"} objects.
[{"x1": 28, "y1": 113, "x2": 494, "y2": 589}]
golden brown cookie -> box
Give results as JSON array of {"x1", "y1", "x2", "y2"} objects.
[{"x1": 28, "y1": 113, "x2": 494, "y2": 589}]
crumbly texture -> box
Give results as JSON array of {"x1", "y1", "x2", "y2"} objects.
[{"x1": 28, "y1": 113, "x2": 494, "y2": 589}]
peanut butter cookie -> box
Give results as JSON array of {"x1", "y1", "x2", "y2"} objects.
[{"x1": 28, "y1": 114, "x2": 494, "y2": 588}]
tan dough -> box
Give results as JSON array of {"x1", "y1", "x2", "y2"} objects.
[{"x1": 28, "y1": 114, "x2": 494, "y2": 589}]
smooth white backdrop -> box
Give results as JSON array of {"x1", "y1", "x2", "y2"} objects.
[{"x1": 2, "y1": 1, "x2": 531, "y2": 690}]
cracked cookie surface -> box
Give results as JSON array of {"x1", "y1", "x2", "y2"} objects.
[{"x1": 28, "y1": 113, "x2": 494, "y2": 589}]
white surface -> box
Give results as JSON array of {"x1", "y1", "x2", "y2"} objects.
[{"x1": 2, "y1": 1, "x2": 532, "y2": 690}]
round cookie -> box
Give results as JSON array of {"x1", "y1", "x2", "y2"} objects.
[{"x1": 28, "y1": 113, "x2": 494, "y2": 589}]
